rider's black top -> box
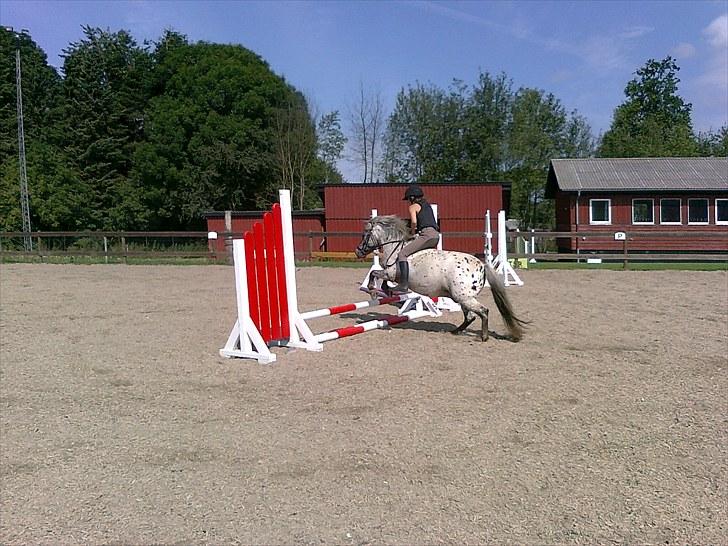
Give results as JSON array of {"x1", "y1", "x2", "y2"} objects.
[{"x1": 415, "y1": 199, "x2": 439, "y2": 233}]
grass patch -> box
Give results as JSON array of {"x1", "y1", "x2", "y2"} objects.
[
  {"x1": 1, "y1": 255, "x2": 220, "y2": 266},
  {"x1": 527, "y1": 261, "x2": 727, "y2": 271}
]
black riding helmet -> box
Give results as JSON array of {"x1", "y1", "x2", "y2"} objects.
[{"x1": 403, "y1": 184, "x2": 424, "y2": 200}]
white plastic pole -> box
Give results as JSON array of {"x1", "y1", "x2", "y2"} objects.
[
  {"x1": 278, "y1": 190, "x2": 322, "y2": 350},
  {"x1": 432, "y1": 204, "x2": 442, "y2": 250}
]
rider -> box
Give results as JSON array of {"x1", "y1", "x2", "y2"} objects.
[{"x1": 390, "y1": 184, "x2": 440, "y2": 293}]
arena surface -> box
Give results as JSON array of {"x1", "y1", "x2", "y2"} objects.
[{"x1": 1, "y1": 263, "x2": 726, "y2": 544}]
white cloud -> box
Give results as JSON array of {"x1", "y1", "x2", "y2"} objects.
[
  {"x1": 703, "y1": 13, "x2": 727, "y2": 48},
  {"x1": 619, "y1": 26, "x2": 654, "y2": 39},
  {"x1": 692, "y1": 14, "x2": 728, "y2": 131},
  {"x1": 699, "y1": 14, "x2": 728, "y2": 88},
  {"x1": 671, "y1": 42, "x2": 696, "y2": 59}
]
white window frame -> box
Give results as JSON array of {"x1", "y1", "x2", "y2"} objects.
[
  {"x1": 716, "y1": 198, "x2": 728, "y2": 225},
  {"x1": 632, "y1": 198, "x2": 654, "y2": 225},
  {"x1": 659, "y1": 198, "x2": 682, "y2": 225},
  {"x1": 687, "y1": 198, "x2": 709, "y2": 225},
  {"x1": 589, "y1": 198, "x2": 611, "y2": 225}
]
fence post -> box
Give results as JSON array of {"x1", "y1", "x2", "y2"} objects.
[
  {"x1": 622, "y1": 237, "x2": 629, "y2": 270},
  {"x1": 224, "y1": 210, "x2": 233, "y2": 263},
  {"x1": 103, "y1": 236, "x2": 108, "y2": 264},
  {"x1": 121, "y1": 236, "x2": 127, "y2": 264}
]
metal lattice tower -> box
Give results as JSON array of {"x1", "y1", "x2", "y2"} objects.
[{"x1": 16, "y1": 44, "x2": 32, "y2": 251}]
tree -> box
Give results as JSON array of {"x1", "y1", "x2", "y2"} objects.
[
  {"x1": 349, "y1": 82, "x2": 385, "y2": 183},
  {"x1": 317, "y1": 111, "x2": 346, "y2": 184},
  {"x1": 599, "y1": 57, "x2": 697, "y2": 157},
  {"x1": 506, "y1": 88, "x2": 595, "y2": 228},
  {"x1": 132, "y1": 36, "x2": 313, "y2": 228},
  {"x1": 696, "y1": 126, "x2": 728, "y2": 157},
  {"x1": 382, "y1": 82, "x2": 467, "y2": 183},
  {"x1": 273, "y1": 93, "x2": 318, "y2": 209},
  {"x1": 55, "y1": 26, "x2": 153, "y2": 230},
  {"x1": 461, "y1": 72, "x2": 512, "y2": 179}
]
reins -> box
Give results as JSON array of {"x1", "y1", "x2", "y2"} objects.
[
  {"x1": 358, "y1": 218, "x2": 410, "y2": 268},
  {"x1": 380, "y1": 240, "x2": 406, "y2": 268}
]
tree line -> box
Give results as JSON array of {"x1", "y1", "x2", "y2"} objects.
[
  {"x1": 1, "y1": 26, "x2": 345, "y2": 231},
  {"x1": 1, "y1": 26, "x2": 725, "y2": 232}
]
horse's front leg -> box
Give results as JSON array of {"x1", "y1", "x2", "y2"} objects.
[
  {"x1": 366, "y1": 269, "x2": 388, "y2": 297},
  {"x1": 368, "y1": 267, "x2": 397, "y2": 297}
]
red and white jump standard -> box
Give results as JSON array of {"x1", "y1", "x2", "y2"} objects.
[{"x1": 220, "y1": 190, "x2": 440, "y2": 364}]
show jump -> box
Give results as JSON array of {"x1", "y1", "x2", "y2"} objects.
[{"x1": 220, "y1": 189, "x2": 526, "y2": 364}]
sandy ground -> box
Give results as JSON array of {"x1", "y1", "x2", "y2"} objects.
[{"x1": 0, "y1": 263, "x2": 726, "y2": 545}]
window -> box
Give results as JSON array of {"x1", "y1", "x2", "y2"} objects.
[
  {"x1": 660, "y1": 198, "x2": 681, "y2": 224},
  {"x1": 589, "y1": 199, "x2": 611, "y2": 224},
  {"x1": 717, "y1": 199, "x2": 728, "y2": 225},
  {"x1": 632, "y1": 199, "x2": 654, "y2": 224},
  {"x1": 688, "y1": 199, "x2": 708, "y2": 224}
]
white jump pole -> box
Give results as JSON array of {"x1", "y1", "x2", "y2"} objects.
[{"x1": 313, "y1": 309, "x2": 434, "y2": 344}]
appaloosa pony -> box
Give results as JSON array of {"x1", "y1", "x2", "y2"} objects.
[{"x1": 355, "y1": 215, "x2": 527, "y2": 341}]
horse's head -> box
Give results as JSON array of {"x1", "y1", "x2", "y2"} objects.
[
  {"x1": 354, "y1": 216, "x2": 409, "y2": 258},
  {"x1": 354, "y1": 219, "x2": 382, "y2": 258}
]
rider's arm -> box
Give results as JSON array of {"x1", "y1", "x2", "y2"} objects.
[{"x1": 408, "y1": 203, "x2": 421, "y2": 235}]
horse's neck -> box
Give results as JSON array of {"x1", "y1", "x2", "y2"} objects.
[{"x1": 379, "y1": 240, "x2": 402, "y2": 268}]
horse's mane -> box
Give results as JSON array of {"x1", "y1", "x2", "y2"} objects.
[{"x1": 371, "y1": 215, "x2": 412, "y2": 242}]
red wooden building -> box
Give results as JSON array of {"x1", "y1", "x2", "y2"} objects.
[
  {"x1": 320, "y1": 182, "x2": 506, "y2": 255},
  {"x1": 545, "y1": 157, "x2": 728, "y2": 253},
  {"x1": 205, "y1": 182, "x2": 508, "y2": 258}
]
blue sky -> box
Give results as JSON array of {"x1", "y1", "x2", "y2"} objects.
[{"x1": 2, "y1": 0, "x2": 726, "y2": 181}]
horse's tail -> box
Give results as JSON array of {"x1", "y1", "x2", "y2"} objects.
[{"x1": 485, "y1": 263, "x2": 527, "y2": 341}]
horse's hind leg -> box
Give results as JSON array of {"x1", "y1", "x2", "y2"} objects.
[
  {"x1": 451, "y1": 309, "x2": 476, "y2": 335},
  {"x1": 459, "y1": 297, "x2": 490, "y2": 341}
]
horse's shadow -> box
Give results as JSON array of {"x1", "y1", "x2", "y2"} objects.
[{"x1": 338, "y1": 311, "x2": 510, "y2": 341}]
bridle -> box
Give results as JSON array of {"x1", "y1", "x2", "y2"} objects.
[{"x1": 357, "y1": 225, "x2": 407, "y2": 268}]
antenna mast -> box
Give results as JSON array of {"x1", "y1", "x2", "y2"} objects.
[{"x1": 14, "y1": 32, "x2": 32, "y2": 251}]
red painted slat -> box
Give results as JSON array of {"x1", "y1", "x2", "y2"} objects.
[
  {"x1": 333, "y1": 325, "x2": 366, "y2": 338},
  {"x1": 244, "y1": 231, "x2": 260, "y2": 331},
  {"x1": 253, "y1": 222, "x2": 271, "y2": 342},
  {"x1": 327, "y1": 303, "x2": 357, "y2": 315},
  {"x1": 263, "y1": 212, "x2": 282, "y2": 341},
  {"x1": 383, "y1": 315, "x2": 409, "y2": 326}
]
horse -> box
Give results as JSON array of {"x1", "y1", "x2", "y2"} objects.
[{"x1": 354, "y1": 215, "x2": 527, "y2": 342}]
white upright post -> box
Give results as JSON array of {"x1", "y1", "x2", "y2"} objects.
[
  {"x1": 360, "y1": 208, "x2": 385, "y2": 294},
  {"x1": 495, "y1": 210, "x2": 524, "y2": 287},
  {"x1": 432, "y1": 204, "x2": 443, "y2": 250},
  {"x1": 484, "y1": 210, "x2": 494, "y2": 266},
  {"x1": 278, "y1": 190, "x2": 323, "y2": 351}
]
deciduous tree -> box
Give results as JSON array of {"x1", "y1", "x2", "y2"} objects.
[{"x1": 598, "y1": 57, "x2": 697, "y2": 157}]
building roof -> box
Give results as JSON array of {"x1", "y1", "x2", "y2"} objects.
[{"x1": 546, "y1": 157, "x2": 728, "y2": 196}]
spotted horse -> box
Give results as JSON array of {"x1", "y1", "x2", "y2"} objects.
[{"x1": 355, "y1": 215, "x2": 527, "y2": 341}]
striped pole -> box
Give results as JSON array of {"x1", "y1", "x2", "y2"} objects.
[
  {"x1": 300, "y1": 292, "x2": 426, "y2": 320},
  {"x1": 313, "y1": 310, "x2": 432, "y2": 343}
]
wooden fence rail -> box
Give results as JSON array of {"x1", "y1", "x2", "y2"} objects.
[{"x1": 1, "y1": 229, "x2": 726, "y2": 267}]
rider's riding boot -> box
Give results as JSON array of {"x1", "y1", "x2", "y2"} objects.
[{"x1": 390, "y1": 261, "x2": 410, "y2": 293}]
